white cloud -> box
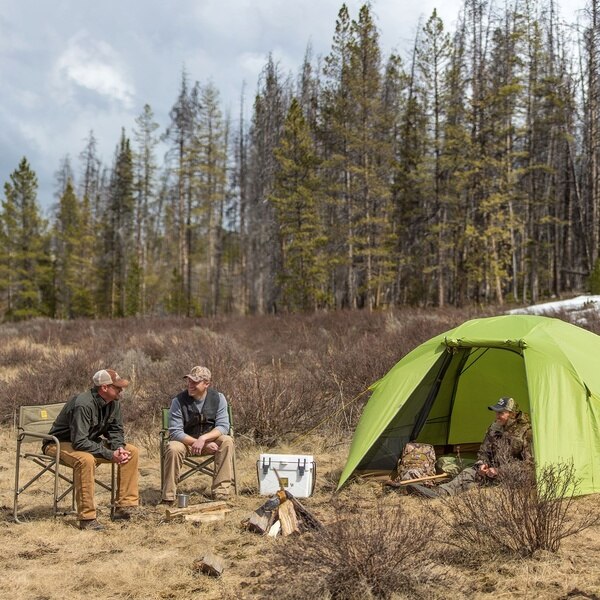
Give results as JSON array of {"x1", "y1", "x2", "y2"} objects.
[{"x1": 52, "y1": 32, "x2": 135, "y2": 108}]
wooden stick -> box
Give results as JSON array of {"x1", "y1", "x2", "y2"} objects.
[
  {"x1": 383, "y1": 473, "x2": 450, "y2": 487},
  {"x1": 284, "y1": 491, "x2": 323, "y2": 532}
]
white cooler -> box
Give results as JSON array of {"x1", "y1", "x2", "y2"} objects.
[{"x1": 257, "y1": 453, "x2": 316, "y2": 497}]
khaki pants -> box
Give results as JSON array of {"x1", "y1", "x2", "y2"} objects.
[
  {"x1": 45, "y1": 442, "x2": 140, "y2": 520},
  {"x1": 162, "y1": 435, "x2": 234, "y2": 501}
]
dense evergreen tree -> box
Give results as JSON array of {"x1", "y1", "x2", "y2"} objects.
[
  {"x1": 53, "y1": 179, "x2": 95, "y2": 318},
  {"x1": 0, "y1": 158, "x2": 51, "y2": 319},
  {"x1": 270, "y1": 98, "x2": 328, "y2": 310},
  {"x1": 98, "y1": 131, "x2": 135, "y2": 317}
]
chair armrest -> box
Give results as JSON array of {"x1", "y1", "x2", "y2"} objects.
[{"x1": 17, "y1": 430, "x2": 60, "y2": 445}]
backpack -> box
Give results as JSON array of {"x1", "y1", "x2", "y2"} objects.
[{"x1": 394, "y1": 442, "x2": 436, "y2": 484}]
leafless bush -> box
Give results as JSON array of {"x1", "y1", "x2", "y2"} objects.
[
  {"x1": 267, "y1": 500, "x2": 438, "y2": 600},
  {"x1": 0, "y1": 309, "x2": 475, "y2": 443},
  {"x1": 229, "y1": 361, "x2": 322, "y2": 445},
  {"x1": 439, "y1": 461, "x2": 599, "y2": 558},
  {"x1": 0, "y1": 338, "x2": 46, "y2": 366},
  {"x1": 1, "y1": 345, "x2": 120, "y2": 417}
]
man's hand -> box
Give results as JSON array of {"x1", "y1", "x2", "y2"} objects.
[
  {"x1": 203, "y1": 441, "x2": 219, "y2": 455},
  {"x1": 112, "y1": 447, "x2": 131, "y2": 464},
  {"x1": 477, "y1": 463, "x2": 497, "y2": 478},
  {"x1": 190, "y1": 437, "x2": 206, "y2": 455}
]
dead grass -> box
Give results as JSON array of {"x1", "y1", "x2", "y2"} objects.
[
  {"x1": 1, "y1": 310, "x2": 600, "y2": 599},
  {"x1": 4, "y1": 423, "x2": 600, "y2": 600}
]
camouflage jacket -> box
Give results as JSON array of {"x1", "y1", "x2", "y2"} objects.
[{"x1": 476, "y1": 412, "x2": 533, "y2": 469}]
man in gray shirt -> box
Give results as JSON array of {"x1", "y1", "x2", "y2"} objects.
[{"x1": 161, "y1": 366, "x2": 235, "y2": 504}]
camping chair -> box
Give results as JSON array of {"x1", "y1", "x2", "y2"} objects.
[
  {"x1": 13, "y1": 402, "x2": 116, "y2": 523},
  {"x1": 159, "y1": 404, "x2": 238, "y2": 495}
]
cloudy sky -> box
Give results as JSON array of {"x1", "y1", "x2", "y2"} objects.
[{"x1": 0, "y1": 0, "x2": 587, "y2": 210}]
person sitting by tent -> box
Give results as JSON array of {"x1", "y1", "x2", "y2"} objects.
[{"x1": 407, "y1": 396, "x2": 533, "y2": 499}]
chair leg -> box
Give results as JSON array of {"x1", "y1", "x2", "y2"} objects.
[
  {"x1": 232, "y1": 448, "x2": 239, "y2": 496},
  {"x1": 13, "y1": 439, "x2": 23, "y2": 523},
  {"x1": 110, "y1": 463, "x2": 116, "y2": 518},
  {"x1": 14, "y1": 442, "x2": 64, "y2": 522},
  {"x1": 160, "y1": 434, "x2": 165, "y2": 491},
  {"x1": 52, "y1": 445, "x2": 60, "y2": 518}
]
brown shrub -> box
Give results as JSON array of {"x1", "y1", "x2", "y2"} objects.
[
  {"x1": 438, "y1": 461, "x2": 600, "y2": 558},
  {"x1": 0, "y1": 308, "x2": 484, "y2": 442},
  {"x1": 266, "y1": 499, "x2": 438, "y2": 600}
]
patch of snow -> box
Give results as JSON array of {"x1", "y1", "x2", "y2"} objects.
[{"x1": 506, "y1": 295, "x2": 600, "y2": 324}]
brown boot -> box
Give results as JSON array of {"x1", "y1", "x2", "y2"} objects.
[
  {"x1": 79, "y1": 519, "x2": 106, "y2": 531},
  {"x1": 111, "y1": 507, "x2": 134, "y2": 521}
]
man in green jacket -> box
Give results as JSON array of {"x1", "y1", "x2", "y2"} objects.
[{"x1": 44, "y1": 369, "x2": 140, "y2": 530}]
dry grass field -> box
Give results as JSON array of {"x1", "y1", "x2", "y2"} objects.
[{"x1": 1, "y1": 310, "x2": 600, "y2": 599}]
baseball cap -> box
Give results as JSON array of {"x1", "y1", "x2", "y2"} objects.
[
  {"x1": 184, "y1": 366, "x2": 212, "y2": 383},
  {"x1": 488, "y1": 396, "x2": 516, "y2": 412},
  {"x1": 93, "y1": 369, "x2": 130, "y2": 388}
]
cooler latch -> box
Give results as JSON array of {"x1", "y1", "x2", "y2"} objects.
[
  {"x1": 298, "y1": 458, "x2": 307, "y2": 476},
  {"x1": 261, "y1": 457, "x2": 272, "y2": 474}
]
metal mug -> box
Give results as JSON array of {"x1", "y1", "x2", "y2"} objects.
[{"x1": 177, "y1": 493, "x2": 189, "y2": 508}]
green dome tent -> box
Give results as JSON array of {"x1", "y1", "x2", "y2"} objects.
[{"x1": 338, "y1": 314, "x2": 600, "y2": 495}]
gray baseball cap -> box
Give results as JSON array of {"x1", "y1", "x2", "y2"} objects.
[{"x1": 488, "y1": 396, "x2": 516, "y2": 412}]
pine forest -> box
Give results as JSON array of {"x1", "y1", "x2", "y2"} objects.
[{"x1": 3, "y1": 0, "x2": 600, "y2": 320}]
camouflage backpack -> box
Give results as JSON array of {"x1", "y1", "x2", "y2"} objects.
[{"x1": 394, "y1": 442, "x2": 436, "y2": 484}]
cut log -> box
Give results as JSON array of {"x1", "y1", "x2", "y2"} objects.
[
  {"x1": 184, "y1": 509, "x2": 232, "y2": 523},
  {"x1": 193, "y1": 552, "x2": 226, "y2": 577},
  {"x1": 246, "y1": 490, "x2": 322, "y2": 535},
  {"x1": 246, "y1": 506, "x2": 277, "y2": 534},
  {"x1": 278, "y1": 499, "x2": 300, "y2": 536},
  {"x1": 165, "y1": 501, "x2": 227, "y2": 520}
]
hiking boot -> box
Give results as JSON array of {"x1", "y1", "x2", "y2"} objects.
[
  {"x1": 212, "y1": 493, "x2": 231, "y2": 502},
  {"x1": 405, "y1": 483, "x2": 440, "y2": 499},
  {"x1": 159, "y1": 499, "x2": 175, "y2": 507},
  {"x1": 111, "y1": 507, "x2": 134, "y2": 521},
  {"x1": 79, "y1": 519, "x2": 106, "y2": 531}
]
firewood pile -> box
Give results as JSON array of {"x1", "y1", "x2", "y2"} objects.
[{"x1": 244, "y1": 490, "x2": 322, "y2": 537}]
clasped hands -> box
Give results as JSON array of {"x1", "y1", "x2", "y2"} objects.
[
  {"x1": 477, "y1": 463, "x2": 498, "y2": 478},
  {"x1": 112, "y1": 447, "x2": 132, "y2": 464},
  {"x1": 190, "y1": 437, "x2": 219, "y2": 455}
]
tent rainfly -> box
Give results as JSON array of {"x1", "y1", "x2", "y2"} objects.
[{"x1": 338, "y1": 315, "x2": 600, "y2": 495}]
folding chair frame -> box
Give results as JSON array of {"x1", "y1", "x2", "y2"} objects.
[
  {"x1": 159, "y1": 405, "x2": 238, "y2": 495},
  {"x1": 14, "y1": 403, "x2": 116, "y2": 523}
]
